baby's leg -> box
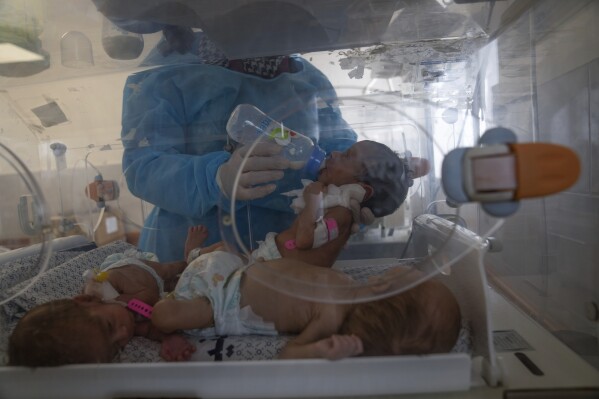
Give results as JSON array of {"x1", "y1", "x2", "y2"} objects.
[
  {"x1": 184, "y1": 225, "x2": 209, "y2": 261},
  {"x1": 152, "y1": 296, "x2": 214, "y2": 334}
]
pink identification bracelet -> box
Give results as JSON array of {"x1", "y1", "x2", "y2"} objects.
[{"x1": 127, "y1": 299, "x2": 153, "y2": 319}]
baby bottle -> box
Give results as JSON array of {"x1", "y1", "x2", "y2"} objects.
[{"x1": 226, "y1": 104, "x2": 326, "y2": 178}]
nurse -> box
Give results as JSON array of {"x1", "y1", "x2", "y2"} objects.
[{"x1": 120, "y1": 30, "x2": 358, "y2": 261}]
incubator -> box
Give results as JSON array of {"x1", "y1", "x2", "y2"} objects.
[{"x1": 0, "y1": 0, "x2": 598, "y2": 398}]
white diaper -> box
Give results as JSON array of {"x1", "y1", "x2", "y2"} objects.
[{"x1": 174, "y1": 251, "x2": 277, "y2": 337}]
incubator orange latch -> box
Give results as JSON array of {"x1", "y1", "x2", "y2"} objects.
[
  {"x1": 442, "y1": 127, "x2": 581, "y2": 217},
  {"x1": 510, "y1": 143, "x2": 580, "y2": 200}
]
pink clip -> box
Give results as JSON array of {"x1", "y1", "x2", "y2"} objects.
[
  {"x1": 284, "y1": 239, "x2": 297, "y2": 250},
  {"x1": 127, "y1": 299, "x2": 153, "y2": 319}
]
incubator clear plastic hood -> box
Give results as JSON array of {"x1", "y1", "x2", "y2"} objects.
[
  {"x1": 91, "y1": 0, "x2": 502, "y2": 59},
  {"x1": 1, "y1": 0, "x2": 598, "y2": 398},
  {"x1": 0, "y1": 0, "x2": 508, "y2": 84}
]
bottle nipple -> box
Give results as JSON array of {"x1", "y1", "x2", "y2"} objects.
[
  {"x1": 304, "y1": 146, "x2": 326, "y2": 179},
  {"x1": 319, "y1": 158, "x2": 327, "y2": 170}
]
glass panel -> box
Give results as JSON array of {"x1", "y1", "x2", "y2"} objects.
[{"x1": 479, "y1": 0, "x2": 599, "y2": 370}]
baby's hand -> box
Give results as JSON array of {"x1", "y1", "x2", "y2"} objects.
[
  {"x1": 304, "y1": 181, "x2": 325, "y2": 196},
  {"x1": 314, "y1": 334, "x2": 363, "y2": 360},
  {"x1": 160, "y1": 334, "x2": 196, "y2": 362},
  {"x1": 349, "y1": 198, "x2": 376, "y2": 234}
]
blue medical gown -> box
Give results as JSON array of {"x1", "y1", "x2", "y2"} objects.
[{"x1": 121, "y1": 58, "x2": 356, "y2": 261}]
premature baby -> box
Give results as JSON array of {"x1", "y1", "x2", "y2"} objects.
[{"x1": 155, "y1": 235, "x2": 461, "y2": 360}]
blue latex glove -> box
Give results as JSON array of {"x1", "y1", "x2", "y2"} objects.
[{"x1": 216, "y1": 142, "x2": 290, "y2": 200}]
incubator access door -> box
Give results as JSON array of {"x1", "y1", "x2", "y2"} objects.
[{"x1": 0, "y1": 142, "x2": 53, "y2": 306}]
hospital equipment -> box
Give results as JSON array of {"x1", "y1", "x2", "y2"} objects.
[
  {"x1": 1, "y1": 0, "x2": 598, "y2": 398},
  {"x1": 442, "y1": 127, "x2": 581, "y2": 217}
]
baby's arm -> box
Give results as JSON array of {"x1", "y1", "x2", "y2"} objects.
[
  {"x1": 276, "y1": 206, "x2": 353, "y2": 268},
  {"x1": 294, "y1": 181, "x2": 326, "y2": 249},
  {"x1": 159, "y1": 334, "x2": 196, "y2": 361},
  {"x1": 305, "y1": 334, "x2": 364, "y2": 360},
  {"x1": 281, "y1": 333, "x2": 363, "y2": 360},
  {"x1": 279, "y1": 309, "x2": 363, "y2": 360},
  {"x1": 152, "y1": 296, "x2": 214, "y2": 334},
  {"x1": 134, "y1": 321, "x2": 196, "y2": 361}
]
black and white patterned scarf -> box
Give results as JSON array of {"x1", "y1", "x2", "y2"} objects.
[{"x1": 196, "y1": 33, "x2": 289, "y2": 79}]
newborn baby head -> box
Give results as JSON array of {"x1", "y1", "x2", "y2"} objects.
[
  {"x1": 340, "y1": 279, "x2": 461, "y2": 356},
  {"x1": 319, "y1": 140, "x2": 429, "y2": 217},
  {"x1": 9, "y1": 296, "x2": 134, "y2": 367}
]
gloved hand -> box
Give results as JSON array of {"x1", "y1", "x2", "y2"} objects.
[
  {"x1": 349, "y1": 198, "x2": 376, "y2": 234},
  {"x1": 216, "y1": 142, "x2": 290, "y2": 200}
]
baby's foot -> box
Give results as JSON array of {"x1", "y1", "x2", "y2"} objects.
[{"x1": 184, "y1": 225, "x2": 209, "y2": 261}]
